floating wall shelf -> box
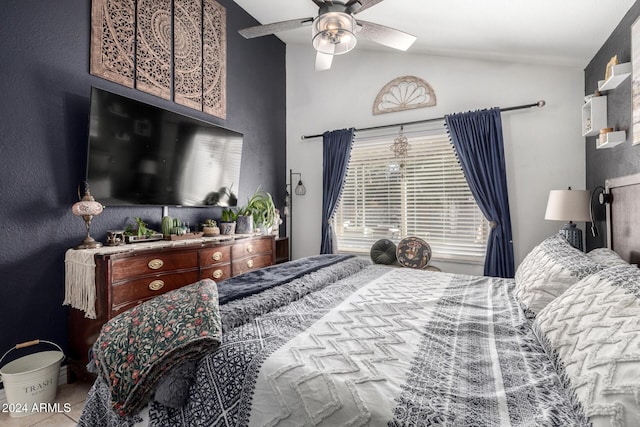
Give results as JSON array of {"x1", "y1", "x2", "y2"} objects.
[
  {"x1": 597, "y1": 62, "x2": 632, "y2": 91},
  {"x1": 596, "y1": 130, "x2": 626, "y2": 149},
  {"x1": 582, "y1": 96, "x2": 607, "y2": 137}
]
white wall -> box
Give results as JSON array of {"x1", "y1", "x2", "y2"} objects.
[{"x1": 286, "y1": 44, "x2": 585, "y2": 275}]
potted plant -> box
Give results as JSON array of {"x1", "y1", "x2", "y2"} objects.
[
  {"x1": 235, "y1": 207, "x2": 254, "y2": 235},
  {"x1": 123, "y1": 217, "x2": 162, "y2": 242},
  {"x1": 202, "y1": 219, "x2": 220, "y2": 237},
  {"x1": 220, "y1": 208, "x2": 237, "y2": 235},
  {"x1": 245, "y1": 188, "x2": 277, "y2": 235}
]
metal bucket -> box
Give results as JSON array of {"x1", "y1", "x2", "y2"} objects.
[{"x1": 0, "y1": 340, "x2": 64, "y2": 417}]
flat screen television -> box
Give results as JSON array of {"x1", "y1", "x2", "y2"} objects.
[{"x1": 86, "y1": 87, "x2": 243, "y2": 206}]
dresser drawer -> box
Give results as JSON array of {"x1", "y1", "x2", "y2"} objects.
[
  {"x1": 231, "y1": 238, "x2": 272, "y2": 258},
  {"x1": 110, "y1": 270, "x2": 200, "y2": 313},
  {"x1": 200, "y1": 246, "x2": 231, "y2": 267},
  {"x1": 232, "y1": 253, "x2": 273, "y2": 276},
  {"x1": 111, "y1": 251, "x2": 198, "y2": 282},
  {"x1": 200, "y1": 264, "x2": 232, "y2": 282}
]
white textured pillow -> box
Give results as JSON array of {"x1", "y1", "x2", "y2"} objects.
[
  {"x1": 587, "y1": 247, "x2": 628, "y2": 267},
  {"x1": 533, "y1": 265, "x2": 640, "y2": 427},
  {"x1": 514, "y1": 234, "x2": 602, "y2": 317}
]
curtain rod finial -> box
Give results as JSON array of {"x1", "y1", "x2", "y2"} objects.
[{"x1": 537, "y1": 100, "x2": 546, "y2": 107}]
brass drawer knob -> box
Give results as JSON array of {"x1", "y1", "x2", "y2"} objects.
[
  {"x1": 212, "y1": 251, "x2": 223, "y2": 261},
  {"x1": 212, "y1": 269, "x2": 223, "y2": 279},
  {"x1": 148, "y1": 280, "x2": 164, "y2": 291},
  {"x1": 247, "y1": 259, "x2": 254, "y2": 268},
  {"x1": 246, "y1": 245, "x2": 253, "y2": 253},
  {"x1": 148, "y1": 259, "x2": 164, "y2": 270}
]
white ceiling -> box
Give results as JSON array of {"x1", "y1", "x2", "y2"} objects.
[{"x1": 233, "y1": 0, "x2": 636, "y2": 67}]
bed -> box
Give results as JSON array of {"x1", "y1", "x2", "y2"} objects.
[{"x1": 77, "y1": 178, "x2": 640, "y2": 427}]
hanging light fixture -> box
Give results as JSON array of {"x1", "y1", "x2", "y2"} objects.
[
  {"x1": 72, "y1": 182, "x2": 104, "y2": 249},
  {"x1": 390, "y1": 125, "x2": 411, "y2": 176},
  {"x1": 312, "y1": 12, "x2": 357, "y2": 56},
  {"x1": 295, "y1": 178, "x2": 307, "y2": 196},
  {"x1": 287, "y1": 170, "x2": 307, "y2": 260}
]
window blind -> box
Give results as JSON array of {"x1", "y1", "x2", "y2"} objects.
[{"x1": 334, "y1": 123, "x2": 488, "y2": 263}]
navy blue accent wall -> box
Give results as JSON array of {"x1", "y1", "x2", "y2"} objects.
[
  {"x1": 0, "y1": 0, "x2": 285, "y2": 363},
  {"x1": 585, "y1": 1, "x2": 640, "y2": 251}
]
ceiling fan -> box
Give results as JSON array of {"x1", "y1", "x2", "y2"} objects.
[{"x1": 238, "y1": 0, "x2": 416, "y2": 71}]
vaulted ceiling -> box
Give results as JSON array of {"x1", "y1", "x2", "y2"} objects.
[{"x1": 233, "y1": 0, "x2": 636, "y2": 67}]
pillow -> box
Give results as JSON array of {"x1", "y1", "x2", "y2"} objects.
[
  {"x1": 396, "y1": 236, "x2": 432, "y2": 269},
  {"x1": 533, "y1": 264, "x2": 640, "y2": 426},
  {"x1": 587, "y1": 247, "x2": 628, "y2": 267},
  {"x1": 514, "y1": 234, "x2": 602, "y2": 318},
  {"x1": 370, "y1": 239, "x2": 397, "y2": 265},
  {"x1": 154, "y1": 360, "x2": 197, "y2": 408},
  {"x1": 89, "y1": 279, "x2": 222, "y2": 416}
]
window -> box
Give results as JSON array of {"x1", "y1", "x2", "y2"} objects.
[{"x1": 334, "y1": 122, "x2": 488, "y2": 263}]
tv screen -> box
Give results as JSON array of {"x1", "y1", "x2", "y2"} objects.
[{"x1": 86, "y1": 87, "x2": 243, "y2": 207}]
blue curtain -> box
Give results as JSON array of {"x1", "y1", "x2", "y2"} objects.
[
  {"x1": 444, "y1": 108, "x2": 514, "y2": 278},
  {"x1": 321, "y1": 128, "x2": 355, "y2": 254}
]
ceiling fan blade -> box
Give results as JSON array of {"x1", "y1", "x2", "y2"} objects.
[
  {"x1": 239, "y1": 17, "x2": 313, "y2": 39},
  {"x1": 315, "y1": 50, "x2": 334, "y2": 71},
  {"x1": 345, "y1": 0, "x2": 385, "y2": 15},
  {"x1": 356, "y1": 20, "x2": 416, "y2": 51}
]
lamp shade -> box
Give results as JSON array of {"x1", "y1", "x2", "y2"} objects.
[
  {"x1": 544, "y1": 189, "x2": 591, "y2": 222},
  {"x1": 295, "y1": 180, "x2": 306, "y2": 196},
  {"x1": 72, "y1": 198, "x2": 103, "y2": 217}
]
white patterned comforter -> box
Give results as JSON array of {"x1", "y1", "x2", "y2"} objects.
[{"x1": 79, "y1": 259, "x2": 588, "y2": 426}]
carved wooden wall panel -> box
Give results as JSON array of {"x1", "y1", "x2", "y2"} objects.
[
  {"x1": 90, "y1": 0, "x2": 135, "y2": 88},
  {"x1": 174, "y1": 0, "x2": 203, "y2": 110},
  {"x1": 90, "y1": 0, "x2": 227, "y2": 119},
  {"x1": 136, "y1": 0, "x2": 172, "y2": 99},
  {"x1": 203, "y1": 0, "x2": 226, "y2": 118}
]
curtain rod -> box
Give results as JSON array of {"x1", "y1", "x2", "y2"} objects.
[{"x1": 300, "y1": 100, "x2": 546, "y2": 140}]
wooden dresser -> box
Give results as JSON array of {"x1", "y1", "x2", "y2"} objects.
[{"x1": 67, "y1": 235, "x2": 275, "y2": 380}]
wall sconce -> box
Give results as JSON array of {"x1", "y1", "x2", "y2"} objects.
[
  {"x1": 291, "y1": 171, "x2": 306, "y2": 196},
  {"x1": 544, "y1": 187, "x2": 591, "y2": 251},
  {"x1": 598, "y1": 191, "x2": 612, "y2": 205},
  {"x1": 287, "y1": 170, "x2": 306, "y2": 258},
  {"x1": 589, "y1": 186, "x2": 612, "y2": 237},
  {"x1": 72, "y1": 182, "x2": 104, "y2": 249}
]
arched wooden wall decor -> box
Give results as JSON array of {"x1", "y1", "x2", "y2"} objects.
[
  {"x1": 373, "y1": 75, "x2": 436, "y2": 115},
  {"x1": 90, "y1": 0, "x2": 227, "y2": 119}
]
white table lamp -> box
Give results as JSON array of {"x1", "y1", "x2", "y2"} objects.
[{"x1": 544, "y1": 188, "x2": 591, "y2": 251}]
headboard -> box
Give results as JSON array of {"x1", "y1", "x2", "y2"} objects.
[{"x1": 605, "y1": 172, "x2": 640, "y2": 264}]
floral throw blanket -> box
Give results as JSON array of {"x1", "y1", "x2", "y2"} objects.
[{"x1": 87, "y1": 279, "x2": 223, "y2": 416}]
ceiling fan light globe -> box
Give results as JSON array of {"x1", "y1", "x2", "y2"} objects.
[
  {"x1": 313, "y1": 30, "x2": 357, "y2": 55},
  {"x1": 312, "y1": 12, "x2": 357, "y2": 55}
]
